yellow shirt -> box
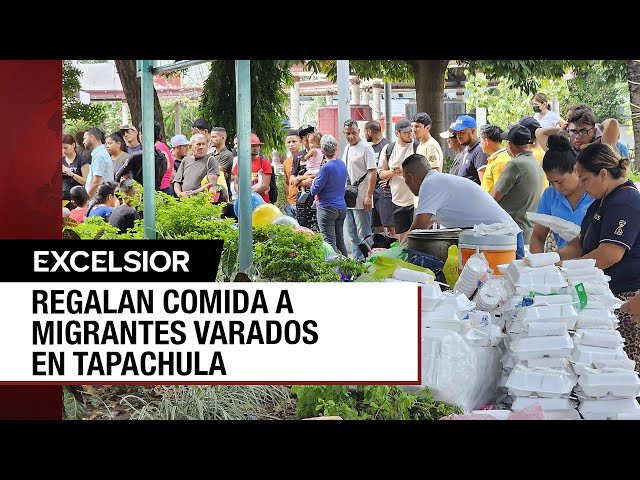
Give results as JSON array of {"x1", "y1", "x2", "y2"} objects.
[
  {"x1": 481, "y1": 148, "x2": 511, "y2": 193},
  {"x1": 532, "y1": 145, "x2": 549, "y2": 190}
]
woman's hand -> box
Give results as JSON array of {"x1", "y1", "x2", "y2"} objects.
[
  {"x1": 62, "y1": 166, "x2": 73, "y2": 176},
  {"x1": 621, "y1": 293, "x2": 640, "y2": 323}
]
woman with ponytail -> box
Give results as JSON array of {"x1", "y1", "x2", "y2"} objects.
[
  {"x1": 557, "y1": 143, "x2": 640, "y2": 369},
  {"x1": 86, "y1": 182, "x2": 119, "y2": 220},
  {"x1": 530, "y1": 134, "x2": 594, "y2": 253}
]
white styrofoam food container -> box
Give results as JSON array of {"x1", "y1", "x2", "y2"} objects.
[
  {"x1": 571, "y1": 345, "x2": 630, "y2": 375},
  {"x1": 572, "y1": 344, "x2": 629, "y2": 364},
  {"x1": 562, "y1": 259, "x2": 596, "y2": 270},
  {"x1": 505, "y1": 364, "x2": 577, "y2": 398},
  {"x1": 579, "y1": 398, "x2": 640, "y2": 420},
  {"x1": 516, "y1": 305, "x2": 579, "y2": 330},
  {"x1": 544, "y1": 409, "x2": 582, "y2": 420},
  {"x1": 511, "y1": 396, "x2": 577, "y2": 411},
  {"x1": 510, "y1": 334, "x2": 574, "y2": 361},
  {"x1": 527, "y1": 322, "x2": 570, "y2": 337},
  {"x1": 506, "y1": 262, "x2": 567, "y2": 289},
  {"x1": 575, "y1": 309, "x2": 618, "y2": 330},
  {"x1": 573, "y1": 329, "x2": 624, "y2": 349},
  {"x1": 577, "y1": 368, "x2": 640, "y2": 398},
  {"x1": 524, "y1": 357, "x2": 573, "y2": 370},
  {"x1": 533, "y1": 294, "x2": 573, "y2": 306}
]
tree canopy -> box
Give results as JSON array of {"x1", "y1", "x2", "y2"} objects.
[
  {"x1": 199, "y1": 60, "x2": 292, "y2": 152},
  {"x1": 63, "y1": 61, "x2": 106, "y2": 129}
]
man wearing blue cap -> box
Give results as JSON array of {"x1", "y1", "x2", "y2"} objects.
[{"x1": 450, "y1": 115, "x2": 489, "y2": 185}]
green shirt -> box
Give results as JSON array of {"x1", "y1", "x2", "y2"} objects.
[{"x1": 494, "y1": 150, "x2": 544, "y2": 243}]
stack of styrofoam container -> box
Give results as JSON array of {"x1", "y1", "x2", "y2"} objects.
[
  {"x1": 499, "y1": 255, "x2": 640, "y2": 419},
  {"x1": 415, "y1": 261, "x2": 505, "y2": 412},
  {"x1": 560, "y1": 259, "x2": 640, "y2": 419},
  {"x1": 498, "y1": 256, "x2": 581, "y2": 419}
]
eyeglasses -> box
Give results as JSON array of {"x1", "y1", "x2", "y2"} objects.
[{"x1": 568, "y1": 127, "x2": 594, "y2": 138}]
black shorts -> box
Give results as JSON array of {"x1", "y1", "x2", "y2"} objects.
[
  {"x1": 392, "y1": 204, "x2": 414, "y2": 234},
  {"x1": 372, "y1": 196, "x2": 394, "y2": 228}
]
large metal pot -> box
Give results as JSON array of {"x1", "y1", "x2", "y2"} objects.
[{"x1": 407, "y1": 228, "x2": 463, "y2": 262}]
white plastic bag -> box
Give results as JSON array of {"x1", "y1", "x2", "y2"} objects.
[{"x1": 409, "y1": 328, "x2": 501, "y2": 413}]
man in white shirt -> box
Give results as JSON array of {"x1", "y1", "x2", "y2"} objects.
[
  {"x1": 401, "y1": 153, "x2": 525, "y2": 258},
  {"x1": 342, "y1": 119, "x2": 377, "y2": 260},
  {"x1": 378, "y1": 118, "x2": 417, "y2": 243}
]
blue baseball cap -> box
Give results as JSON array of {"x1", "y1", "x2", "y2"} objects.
[{"x1": 450, "y1": 115, "x2": 477, "y2": 131}]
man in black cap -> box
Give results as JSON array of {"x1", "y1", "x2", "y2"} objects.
[
  {"x1": 119, "y1": 125, "x2": 142, "y2": 154},
  {"x1": 377, "y1": 118, "x2": 417, "y2": 242},
  {"x1": 491, "y1": 124, "x2": 545, "y2": 244}
]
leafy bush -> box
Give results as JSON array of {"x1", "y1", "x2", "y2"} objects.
[
  {"x1": 291, "y1": 385, "x2": 462, "y2": 420},
  {"x1": 70, "y1": 216, "x2": 122, "y2": 239},
  {"x1": 65, "y1": 190, "x2": 373, "y2": 283},
  {"x1": 275, "y1": 172, "x2": 287, "y2": 211},
  {"x1": 253, "y1": 225, "x2": 340, "y2": 282}
]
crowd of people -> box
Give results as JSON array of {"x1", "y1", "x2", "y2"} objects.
[
  {"x1": 61, "y1": 94, "x2": 640, "y2": 364},
  {"x1": 279, "y1": 96, "x2": 640, "y2": 367}
]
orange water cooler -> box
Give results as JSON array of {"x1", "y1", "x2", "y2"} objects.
[{"x1": 458, "y1": 230, "x2": 517, "y2": 274}]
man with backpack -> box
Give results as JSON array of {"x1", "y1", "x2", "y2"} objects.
[
  {"x1": 232, "y1": 133, "x2": 272, "y2": 203},
  {"x1": 377, "y1": 118, "x2": 419, "y2": 243}
]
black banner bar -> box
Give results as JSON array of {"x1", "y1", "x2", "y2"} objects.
[{"x1": 8, "y1": 240, "x2": 224, "y2": 282}]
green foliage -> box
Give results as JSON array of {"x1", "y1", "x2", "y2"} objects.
[
  {"x1": 465, "y1": 60, "x2": 583, "y2": 94},
  {"x1": 306, "y1": 60, "x2": 413, "y2": 83},
  {"x1": 253, "y1": 225, "x2": 340, "y2": 282},
  {"x1": 564, "y1": 62, "x2": 630, "y2": 123},
  {"x1": 275, "y1": 172, "x2": 287, "y2": 211},
  {"x1": 63, "y1": 61, "x2": 106, "y2": 127},
  {"x1": 70, "y1": 217, "x2": 122, "y2": 239},
  {"x1": 199, "y1": 60, "x2": 291, "y2": 153},
  {"x1": 162, "y1": 97, "x2": 201, "y2": 139},
  {"x1": 65, "y1": 189, "x2": 373, "y2": 283},
  {"x1": 301, "y1": 95, "x2": 326, "y2": 125},
  {"x1": 330, "y1": 255, "x2": 368, "y2": 280},
  {"x1": 128, "y1": 385, "x2": 293, "y2": 420},
  {"x1": 63, "y1": 386, "x2": 85, "y2": 420},
  {"x1": 465, "y1": 72, "x2": 569, "y2": 130},
  {"x1": 291, "y1": 385, "x2": 462, "y2": 420}
]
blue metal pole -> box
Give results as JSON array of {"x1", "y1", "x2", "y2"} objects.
[
  {"x1": 236, "y1": 60, "x2": 252, "y2": 272},
  {"x1": 140, "y1": 60, "x2": 156, "y2": 240}
]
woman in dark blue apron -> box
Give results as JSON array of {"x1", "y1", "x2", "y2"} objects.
[{"x1": 558, "y1": 143, "x2": 640, "y2": 370}]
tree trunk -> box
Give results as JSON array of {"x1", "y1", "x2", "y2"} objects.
[
  {"x1": 114, "y1": 60, "x2": 165, "y2": 139},
  {"x1": 411, "y1": 60, "x2": 449, "y2": 151},
  {"x1": 627, "y1": 60, "x2": 640, "y2": 169}
]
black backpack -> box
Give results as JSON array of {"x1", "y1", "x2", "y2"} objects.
[
  {"x1": 259, "y1": 152, "x2": 278, "y2": 204},
  {"x1": 115, "y1": 148, "x2": 166, "y2": 190},
  {"x1": 385, "y1": 138, "x2": 420, "y2": 159}
]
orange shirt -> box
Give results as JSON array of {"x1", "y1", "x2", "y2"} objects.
[{"x1": 283, "y1": 155, "x2": 299, "y2": 206}]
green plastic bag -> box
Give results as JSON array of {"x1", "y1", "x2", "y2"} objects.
[
  {"x1": 366, "y1": 245, "x2": 408, "y2": 263},
  {"x1": 369, "y1": 255, "x2": 434, "y2": 281}
]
